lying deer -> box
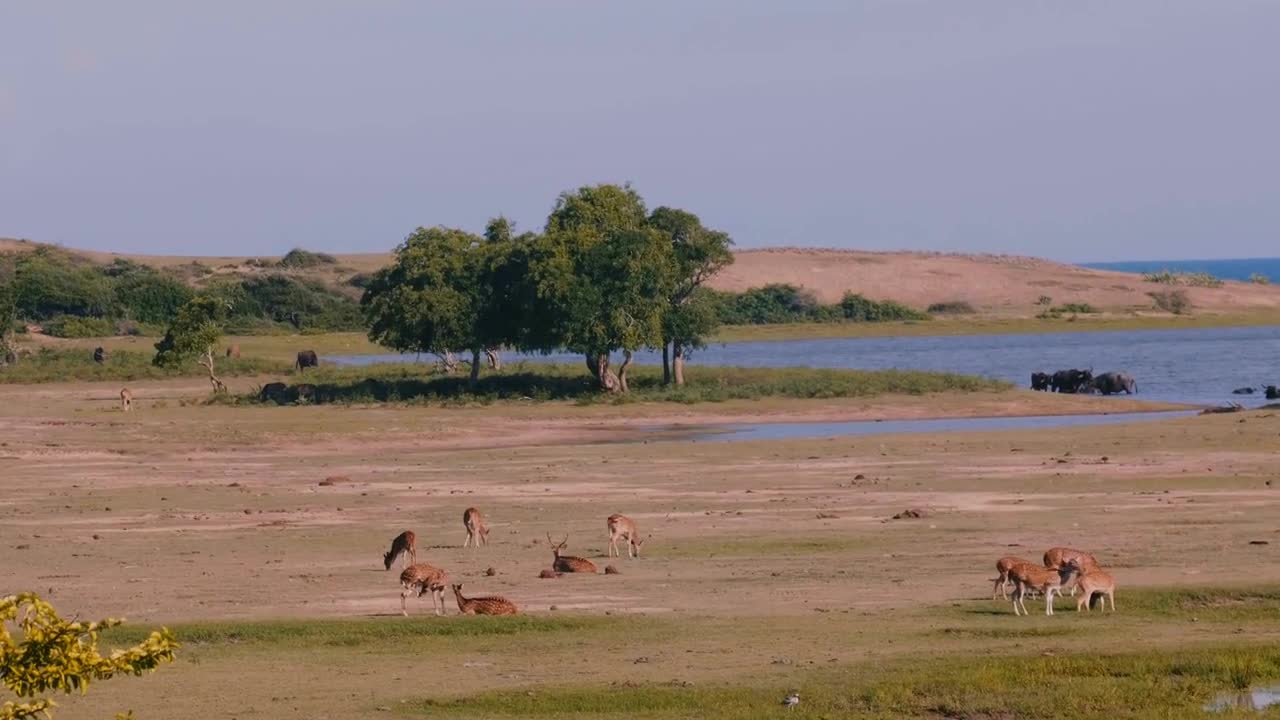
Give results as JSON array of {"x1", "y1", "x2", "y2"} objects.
[
  {"x1": 400, "y1": 563, "x2": 449, "y2": 616},
  {"x1": 463, "y1": 507, "x2": 489, "y2": 548},
  {"x1": 120, "y1": 388, "x2": 133, "y2": 412},
  {"x1": 606, "y1": 514, "x2": 649, "y2": 558},
  {"x1": 548, "y1": 534, "x2": 597, "y2": 573},
  {"x1": 451, "y1": 584, "x2": 518, "y2": 615},
  {"x1": 383, "y1": 530, "x2": 417, "y2": 570}
]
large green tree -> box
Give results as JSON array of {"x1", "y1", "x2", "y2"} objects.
[
  {"x1": 362, "y1": 226, "x2": 508, "y2": 386},
  {"x1": 535, "y1": 185, "x2": 673, "y2": 392},
  {"x1": 0, "y1": 277, "x2": 16, "y2": 367},
  {"x1": 646, "y1": 207, "x2": 734, "y2": 385},
  {"x1": 1, "y1": 592, "x2": 177, "y2": 720},
  {"x1": 152, "y1": 296, "x2": 229, "y2": 393}
]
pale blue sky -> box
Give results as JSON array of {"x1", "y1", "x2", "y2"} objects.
[{"x1": 2, "y1": 1, "x2": 1277, "y2": 261}]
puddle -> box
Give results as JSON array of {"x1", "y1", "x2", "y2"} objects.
[
  {"x1": 654, "y1": 410, "x2": 1197, "y2": 443},
  {"x1": 1205, "y1": 685, "x2": 1280, "y2": 712}
]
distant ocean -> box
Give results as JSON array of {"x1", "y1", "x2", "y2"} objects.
[{"x1": 1083, "y1": 258, "x2": 1280, "y2": 282}]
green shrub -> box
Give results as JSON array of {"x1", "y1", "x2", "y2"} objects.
[
  {"x1": 11, "y1": 248, "x2": 113, "y2": 320},
  {"x1": 1143, "y1": 270, "x2": 1223, "y2": 288},
  {"x1": 1183, "y1": 272, "x2": 1224, "y2": 288},
  {"x1": 708, "y1": 285, "x2": 924, "y2": 325},
  {"x1": 840, "y1": 293, "x2": 927, "y2": 321},
  {"x1": 1036, "y1": 295, "x2": 1052, "y2": 306},
  {"x1": 42, "y1": 315, "x2": 117, "y2": 338},
  {"x1": 927, "y1": 301, "x2": 976, "y2": 314},
  {"x1": 1051, "y1": 302, "x2": 1096, "y2": 314},
  {"x1": 1250, "y1": 273, "x2": 1270, "y2": 285},
  {"x1": 110, "y1": 265, "x2": 195, "y2": 324},
  {"x1": 278, "y1": 248, "x2": 338, "y2": 269}
]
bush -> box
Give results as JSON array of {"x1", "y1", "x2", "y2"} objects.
[
  {"x1": 709, "y1": 285, "x2": 924, "y2": 325},
  {"x1": 927, "y1": 301, "x2": 976, "y2": 315},
  {"x1": 110, "y1": 265, "x2": 195, "y2": 324},
  {"x1": 1149, "y1": 288, "x2": 1192, "y2": 314},
  {"x1": 841, "y1": 293, "x2": 927, "y2": 321},
  {"x1": 1036, "y1": 295, "x2": 1052, "y2": 306},
  {"x1": 1051, "y1": 302, "x2": 1097, "y2": 314},
  {"x1": 278, "y1": 248, "x2": 338, "y2": 269},
  {"x1": 1183, "y1": 272, "x2": 1224, "y2": 288},
  {"x1": 11, "y1": 248, "x2": 113, "y2": 320},
  {"x1": 1143, "y1": 270, "x2": 1223, "y2": 288},
  {"x1": 207, "y1": 274, "x2": 363, "y2": 332},
  {"x1": 1250, "y1": 273, "x2": 1270, "y2": 285},
  {"x1": 42, "y1": 315, "x2": 117, "y2": 338},
  {"x1": 347, "y1": 272, "x2": 375, "y2": 290}
]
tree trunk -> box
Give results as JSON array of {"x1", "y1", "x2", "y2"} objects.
[
  {"x1": 661, "y1": 341, "x2": 671, "y2": 386},
  {"x1": 485, "y1": 348, "x2": 501, "y2": 371},
  {"x1": 469, "y1": 348, "x2": 482, "y2": 388},
  {"x1": 617, "y1": 350, "x2": 634, "y2": 393},
  {"x1": 673, "y1": 340, "x2": 686, "y2": 386},
  {"x1": 587, "y1": 353, "x2": 621, "y2": 393},
  {"x1": 199, "y1": 348, "x2": 227, "y2": 394},
  {"x1": 438, "y1": 351, "x2": 458, "y2": 374}
]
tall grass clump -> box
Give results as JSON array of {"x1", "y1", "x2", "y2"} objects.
[
  {"x1": 1250, "y1": 273, "x2": 1270, "y2": 285},
  {"x1": 927, "y1": 300, "x2": 976, "y2": 315},
  {"x1": 1148, "y1": 288, "x2": 1192, "y2": 315}
]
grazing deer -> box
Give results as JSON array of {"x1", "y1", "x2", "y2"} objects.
[
  {"x1": 451, "y1": 584, "x2": 518, "y2": 616},
  {"x1": 400, "y1": 563, "x2": 449, "y2": 616},
  {"x1": 383, "y1": 530, "x2": 417, "y2": 570},
  {"x1": 120, "y1": 388, "x2": 133, "y2": 412},
  {"x1": 1008, "y1": 561, "x2": 1080, "y2": 616},
  {"x1": 606, "y1": 514, "x2": 649, "y2": 558},
  {"x1": 993, "y1": 556, "x2": 1032, "y2": 600},
  {"x1": 1043, "y1": 547, "x2": 1098, "y2": 596},
  {"x1": 1066, "y1": 558, "x2": 1116, "y2": 612},
  {"x1": 547, "y1": 534, "x2": 597, "y2": 573},
  {"x1": 463, "y1": 507, "x2": 489, "y2": 548}
]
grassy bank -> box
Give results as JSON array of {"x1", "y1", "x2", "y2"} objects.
[
  {"x1": 242, "y1": 361, "x2": 1009, "y2": 405},
  {"x1": 0, "y1": 347, "x2": 287, "y2": 383},
  {"x1": 713, "y1": 311, "x2": 1280, "y2": 341}
]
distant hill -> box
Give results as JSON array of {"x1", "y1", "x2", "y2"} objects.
[{"x1": 5, "y1": 238, "x2": 1280, "y2": 318}]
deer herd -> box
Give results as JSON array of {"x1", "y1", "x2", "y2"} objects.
[
  {"x1": 994, "y1": 546, "x2": 1117, "y2": 616},
  {"x1": 388, "y1": 507, "x2": 649, "y2": 617}
]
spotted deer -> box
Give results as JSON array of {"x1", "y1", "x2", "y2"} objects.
[
  {"x1": 547, "y1": 534, "x2": 597, "y2": 573},
  {"x1": 383, "y1": 530, "x2": 417, "y2": 570},
  {"x1": 1066, "y1": 558, "x2": 1116, "y2": 612},
  {"x1": 120, "y1": 388, "x2": 134, "y2": 412},
  {"x1": 400, "y1": 563, "x2": 450, "y2": 616},
  {"x1": 1008, "y1": 561, "x2": 1080, "y2": 616},
  {"x1": 606, "y1": 514, "x2": 649, "y2": 558},
  {"x1": 451, "y1": 584, "x2": 518, "y2": 615},
  {"x1": 1043, "y1": 547, "x2": 1098, "y2": 596},
  {"x1": 993, "y1": 556, "x2": 1033, "y2": 600},
  {"x1": 463, "y1": 507, "x2": 489, "y2": 548}
]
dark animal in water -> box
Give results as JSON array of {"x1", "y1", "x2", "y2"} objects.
[
  {"x1": 295, "y1": 350, "x2": 319, "y2": 371},
  {"x1": 1232, "y1": 386, "x2": 1256, "y2": 395},
  {"x1": 259, "y1": 382, "x2": 288, "y2": 403},
  {"x1": 1051, "y1": 368, "x2": 1094, "y2": 394},
  {"x1": 1093, "y1": 371, "x2": 1137, "y2": 395},
  {"x1": 92, "y1": 347, "x2": 107, "y2": 364},
  {"x1": 1267, "y1": 385, "x2": 1279, "y2": 400},
  {"x1": 1030, "y1": 372, "x2": 1051, "y2": 391}
]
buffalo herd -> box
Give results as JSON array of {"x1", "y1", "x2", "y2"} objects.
[{"x1": 1031, "y1": 369, "x2": 1137, "y2": 395}]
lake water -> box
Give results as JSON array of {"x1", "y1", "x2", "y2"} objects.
[
  {"x1": 1205, "y1": 685, "x2": 1280, "y2": 712},
  {"x1": 1083, "y1": 257, "x2": 1280, "y2": 282},
  {"x1": 331, "y1": 325, "x2": 1280, "y2": 408}
]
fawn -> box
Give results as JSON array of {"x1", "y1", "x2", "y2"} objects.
[
  {"x1": 384, "y1": 531, "x2": 417, "y2": 570},
  {"x1": 463, "y1": 507, "x2": 489, "y2": 548},
  {"x1": 120, "y1": 388, "x2": 134, "y2": 412},
  {"x1": 1066, "y1": 558, "x2": 1116, "y2": 612},
  {"x1": 606, "y1": 514, "x2": 649, "y2": 558}
]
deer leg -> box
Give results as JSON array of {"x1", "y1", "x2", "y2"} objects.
[
  {"x1": 401, "y1": 588, "x2": 410, "y2": 616},
  {"x1": 464, "y1": 532, "x2": 471, "y2": 548},
  {"x1": 627, "y1": 539, "x2": 635, "y2": 558},
  {"x1": 608, "y1": 537, "x2": 617, "y2": 558},
  {"x1": 1045, "y1": 587, "x2": 1056, "y2": 616}
]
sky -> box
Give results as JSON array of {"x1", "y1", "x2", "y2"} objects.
[{"x1": 1, "y1": 1, "x2": 1277, "y2": 262}]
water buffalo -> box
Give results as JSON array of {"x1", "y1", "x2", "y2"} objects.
[
  {"x1": 1051, "y1": 369, "x2": 1094, "y2": 394},
  {"x1": 1030, "y1": 372, "x2": 1051, "y2": 391},
  {"x1": 1267, "y1": 385, "x2": 1279, "y2": 401},
  {"x1": 92, "y1": 347, "x2": 107, "y2": 364},
  {"x1": 1093, "y1": 371, "x2": 1137, "y2": 395},
  {"x1": 260, "y1": 382, "x2": 289, "y2": 403},
  {"x1": 296, "y1": 350, "x2": 319, "y2": 371}
]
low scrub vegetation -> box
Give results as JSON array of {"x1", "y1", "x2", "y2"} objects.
[
  {"x1": 1037, "y1": 302, "x2": 1098, "y2": 319},
  {"x1": 0, "y1": 347, "x2": 285, "y2": 383},
  {"x1": 709, "y1": 285, "x2": 927, "y2": 325},
  {"x1": 1149, "y1": 288, "x2": 1192, "y2": 314},
  {"x1": 927, "y1": 300, "x2": 976, "y2": 314},
  {"x1": 1250, "y1": 272, "x2": 1270, "y2": 285},
  {"x1": 1142, "y1": 269, "x2": 1225, "y2": 288},
  {"x1": 244, "y1": 362, "x2": 1006, "y2": 406},
  {"x1": 276, "y1": 247, "x2": 339, "y2": 269}
]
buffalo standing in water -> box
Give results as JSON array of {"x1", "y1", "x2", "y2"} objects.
[
  {"x1": 1092, "y1": 371, "x2": 1137, "y2": 395},
  {"x1": 1030, "y1": 372, "x2": 1052, "y2": 391},
  {"x1": 1051, "y1": 369, "x2": 1094, "y2": 394}
]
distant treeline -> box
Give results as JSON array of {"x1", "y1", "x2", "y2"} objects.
[{"x1": 0, "y1": 246, "x2": 363, "y2": 337}]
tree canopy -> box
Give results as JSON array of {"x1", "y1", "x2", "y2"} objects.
[
  {"x1": 153, "y1": 295, "x2": 229, "y2": 392},
  {"x1": 1, "y1": 592, "x2": 177, "y2": 720}
]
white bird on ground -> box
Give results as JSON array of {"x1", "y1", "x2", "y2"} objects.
[{"x1": 782, "y1": 692, "x2": 800, "y2": 709}]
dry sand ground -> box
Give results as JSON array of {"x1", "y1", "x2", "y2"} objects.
[{"x1": 2, "y1": 378, "x2": 1279, "y2": 718}]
